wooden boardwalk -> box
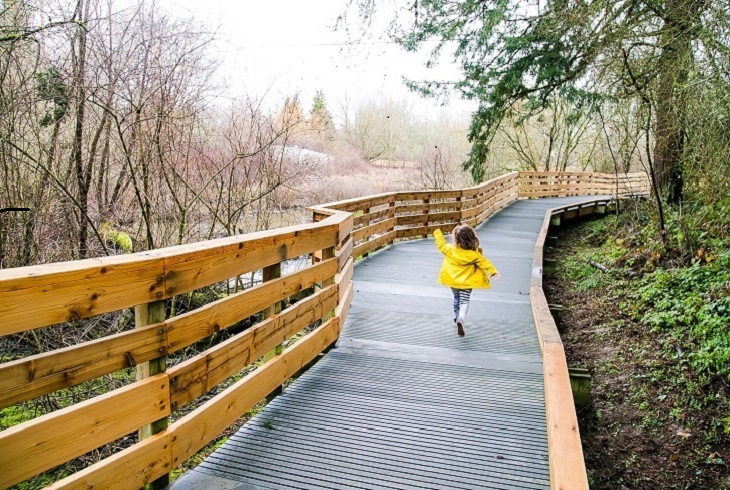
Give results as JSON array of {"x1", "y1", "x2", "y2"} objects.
[{"x1": 172, "y1": 196, "x2": 600, "y2": 490}]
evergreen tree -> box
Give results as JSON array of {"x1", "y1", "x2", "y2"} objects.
[
  {"x1": 309, "y1": 90, "x2": 334, "y2": 135},
  {"x1": 352, "y1": 0, "x2": 726, "y2": 202}
]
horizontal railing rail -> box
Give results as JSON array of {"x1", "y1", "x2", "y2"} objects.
[{"x1": 0, "y1": 170, "x2": 649, "y2": 489}]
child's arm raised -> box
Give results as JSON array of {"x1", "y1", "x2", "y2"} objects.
[{"x1": 433, "y1": 229, "x2": 452, "y2": 255}]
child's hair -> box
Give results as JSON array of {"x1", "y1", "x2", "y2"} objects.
[{"x1": 453, "y1": 224, "x2": 479, "y2": 250}]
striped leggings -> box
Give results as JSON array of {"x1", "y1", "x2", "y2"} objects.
[{"x1": 451, "y1": 288, "x2": 472, "y2": 321}]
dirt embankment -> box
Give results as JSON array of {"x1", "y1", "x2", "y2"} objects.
[{"x1": 543, "y1": 222, "x2": 729, "y2": 490}]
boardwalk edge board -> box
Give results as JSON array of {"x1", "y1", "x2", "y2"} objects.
[{"x1": 531, "y1": 198, "x2": 620, "y2": 490}]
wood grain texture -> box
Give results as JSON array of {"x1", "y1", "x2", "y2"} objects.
[
  {"x1": 45, "y1": 306, "x2": 343, "y2": 490},
  {"x1": 352, "y1": 231, "x2": 396, "y2": 257},
  {"x1": 336, "y1": 257, "x2": 354, "y2": 302},
  {"x1": 518, "y1": 171, "x2": 649, "y2": 199},
  {"x1": 396, "y1": 190, "x2": 463, "y2": 200},
  {"x1": 0, "y1": 374, "x2": 170, "y2": 489},
  {"x1": 396, "y1": 211, "x2": 461, "y2": 227},
  {"x1": 396, "y1": 223, "x2": 458, "y2": 240},
  {"x1": 0, "y1": 221, "x2": 344, "y2": 335},
  {"x1": 162, "y1": 225, "x2": 338, "y2": 297},
  {"x1": 46, "y1": 433, "x2": 172, "y2": 490},
  {"x1": 527, "y1": 199, "x2": 602, "y2": 490},
  {"x1": 0, "y1": 259, "x2": 336, "y2": 409},
  {"x1": 314, "y1": 193, "x2": 395, "y2": 213},
  {"x1": 353, "y1": 208, "x2": 390, "y2": 226},
  {"x1": 0, "y1": 324, "x2": 166, "y2": 409},
  {"x1": 396, "y1": 200, "x2": 468, "y2": 213},
  {"x1": 352, "y1": 217, "x2": 397, "y2": 243},
  {"x1": 543, "y1": 342, "x2": 589, "y2": 490},
  {"x1": 0, "y1": 254, "x2": 165, "y2": 335},
  {"x1": 335, "y1": 281, "x2": 354, "y2": 328},
  {"x1": 337, "y1": 238, "x2": 354, "y2": 270}
]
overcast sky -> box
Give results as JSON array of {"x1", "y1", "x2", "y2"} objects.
[{"x1": 156, "y1": 0, "x2": 477, "y2": 118}]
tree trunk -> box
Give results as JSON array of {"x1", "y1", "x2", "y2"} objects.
[
  {"x1": 72, "y1": 0, "x2": 90, "y2": 258},
  {"x1": 652, "y1": 0, "x2": 703, "y2": 203}
]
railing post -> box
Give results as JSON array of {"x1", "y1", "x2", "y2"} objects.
[
  {"x1": 388, "y1": 199, "x2": 396, "y2": 246},
  {"x1": 362, "y1": 207, "x2": 371, "y2": 258},
  {"x1": 423, "y1": 198, "x2": 430, "y2": 238},
  {"x1": 135, "y1": 299, "x2": 168, "y2": 490},
  {"x1": 322, "y1": 246, "x2": 336, "y2": 320},
  {"x1": 263, "y1": 262, "x2": 283, "y2": 402}
]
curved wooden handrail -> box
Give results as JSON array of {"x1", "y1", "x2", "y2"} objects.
[
  {"x1": 530, "y1": 199, "x2": 618, "y2": 490},
  {"x1": 0, "y1": 171, "x2": 649, "y2": 489}
]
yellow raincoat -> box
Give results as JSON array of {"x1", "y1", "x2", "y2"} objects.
[{"x1": 434, "y1": 229, "x2": 498, "y2": 289}]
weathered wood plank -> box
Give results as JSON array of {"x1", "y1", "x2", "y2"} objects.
[
  {"x1": 0, "y1": 324, "x2": 166, "y2": 409},
  {"x1": 46, "y1": 432, "x2": 172, "y2": 490},
  {"x1": 0, "y1": 375, "x2": 170, "y2": 489}
]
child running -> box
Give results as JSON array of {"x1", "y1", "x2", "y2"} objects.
[{"x1": 434, "y1": 224, "x2": 500, "y2": 336}]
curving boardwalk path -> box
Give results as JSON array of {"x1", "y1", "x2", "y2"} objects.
[{"x1": 172, "y1": 196, "x2": 601, "y2": 490}]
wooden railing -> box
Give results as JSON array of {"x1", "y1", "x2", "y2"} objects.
[
  {"x1": 0, "y1": 171, "x2": 649, "y2": 489},
  {"x1": 312, "y1": 171, "x2": 523, "y2": 257},
  {"x1": 519, "y1": 171, "x2": 651, "y2": 198},
  {"x1": 0, "y1": 210, "x2": 354, "y2": 489}
]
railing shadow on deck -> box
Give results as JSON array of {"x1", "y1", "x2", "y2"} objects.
[{"x1": 0, "y1": 171, "x2": 649, "y2": 489}]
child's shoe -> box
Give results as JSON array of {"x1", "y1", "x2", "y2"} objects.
[{"x1": 456, "y1": 318, "x2": 465, "y2": 336}]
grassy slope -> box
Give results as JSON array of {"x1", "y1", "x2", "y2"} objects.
[{"x1": 544, "y1": 206, "x2": 729, "y2": 489}]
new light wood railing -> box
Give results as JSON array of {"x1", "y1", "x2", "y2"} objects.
[
  {"x1": 0, "y1": 210, "x2": 354, "y2": 489},
  {"x1": 0, "y1": 171, "x2": 649, "y2": 489}
]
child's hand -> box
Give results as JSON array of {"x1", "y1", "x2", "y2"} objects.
[{"x1": 492, "y1": 271, "x2": 501, "y2": 281}]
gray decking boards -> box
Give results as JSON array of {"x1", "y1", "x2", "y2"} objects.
[{"x1": 172, "y1": 196, "x2": 602, "y2": 490}]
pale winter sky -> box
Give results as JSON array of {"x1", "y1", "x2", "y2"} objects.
[{"x1": 155, "y1": 0, "x2": 478, "y2": 119}]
